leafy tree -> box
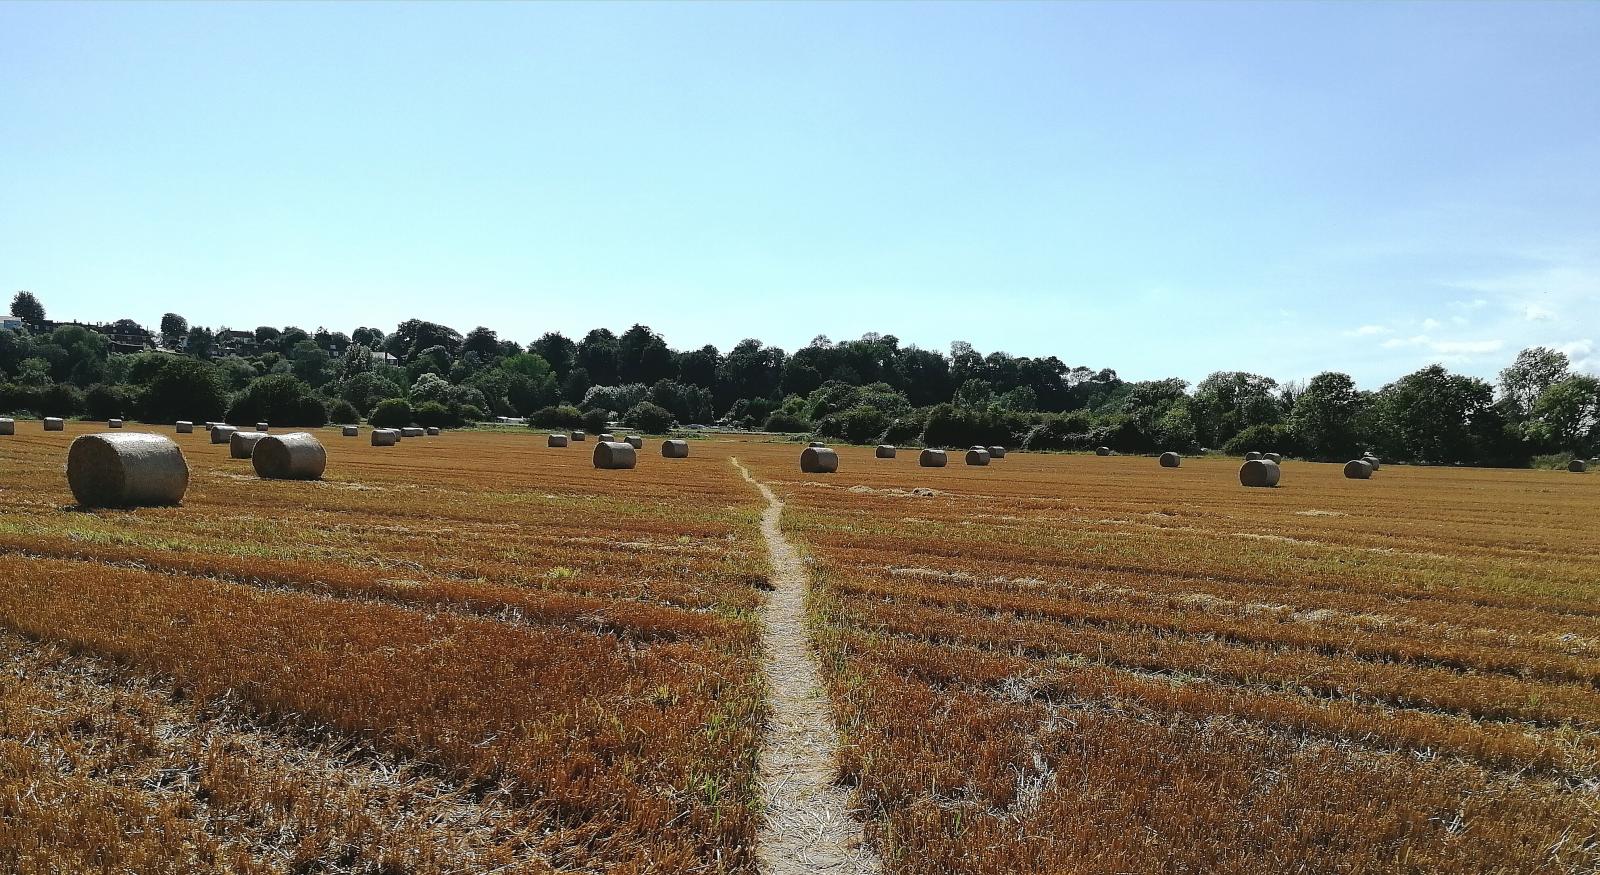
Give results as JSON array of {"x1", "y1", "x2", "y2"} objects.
[
  {"x1": 127, "y1": 355, "x2": 228, "y2": 423},
  {"x1": 580, "y1": 407, "x2": 610, "y2": 433},
  {"x1": 576, "y1": 329, "x2": 621, "y2": 385},
  {"x1": 351, "y1": 326, "x2": 385, "y2": 348},
  {"x1": 1191, "y1": 371, "x2": 1283, "y2": 447},
  {"x1": 1289, "y1": 372, "x2": 1365, "y2": 460},
  {"x1": 623, "y1": 401, "x2": 674, "y2": 433},
  {"x1": 530, "y1": 332, "x2": 577, "y2": 376},
  {"x1": 762, "y1": 411, "x2": 812, "y2": 433},
  {"x1": 0, "y1": 328, "x2": 28, "y2": 375},
  {"x1": 527, "y1": 405, "x2": 584, "y2": 429},
  {"x1": 1221, "y1": 423, "x2": 1295, "y2": 456},
  {"x1": 159, "y1": 313, "x2": 188, "y2": 349},
  {"x1": 409, "y1": 373, "x2": 454, "y2": 408},
  {"x1": 386, "y1": 319, "x2": 462, "y2": 362},
  {"x1": 1528, "y1": 375, "x2": 1600, "y2": 454},
  {"x1": 462, "y1": 326, "x2": 503, "y2": 361},
  {"x1": 225, "y1": 375, "x2": 328, "y2": 426},
  {"x1": 369, "y1": 398, "x2": 413, "y2": 428},
  {"x1": 10, "y1": 291, "x2": 46, "y2": 330},
  {"x1": 953, "y1": 379, "x2": 995, "y2": 410},
  {"x1": 84, "y1": 383, "x2": 133, "y2": 420},
  {"x1": 328, "y1": 399, "x2": 360, "y2": 425},
  {"x1": 413, "y1": 401, "x2": 455, "y2": 428},
  {"x1": 1499, "y1": 347, "x2": 1570, "y2": 416},
  {"x1": 289, "y1": 340, "x2": 334, "y2": 387},
  {"x1": 815, "y1": 404, "x2": 890, "y2": 444},
  {"x1": 581, "y1": 383, "x2": 647, "y2": 414},
  {"x1": 560, "y1": 367, "x2": 592, "y2": 403},
  {"x1": 47, "y1": 325, "x2": 111, "y2": 385},
  {"x1": 185, "y1": 325, "x2": 216, "y2": 359},
  {"x1": 35, "y1": 382, "x2": 85, "y2": 417},
  {"x1": 677, "y1": 345, "x2": 719, "y2": 390},
  {"x1": 648, "y1": 380, "x2": 715, "y2": 425},
  {"x1": 1371, "y1": 365, "x2": 1493, "y2": 463}
]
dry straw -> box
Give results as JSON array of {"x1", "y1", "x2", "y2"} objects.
[
  {"x1": 401, "y1": 427, "x2": 425, "y2": 438},
  {"x1": 801, "y1": 446, "x2": 838, "y2": 473},
  {"x1": 342, "y1": 426, "x2": 359, "y2": 437},
  {"x1": 571, "y1": 430, "x2": 586, "y2": 441},
  {"x1": 593, "y1": 441, "x2": 637, "y2": 470},
  {"x1": 229, "y1": 431, "x2": 268, "y2": 459},
  {"x1": 176, "y1": 421, "x2": 193, "y2": 434},
  {"x1": 966, "y1": 448, "x2": 991, "y2": 466},
  {"x1": 252, "y1": 432, "x2": 327, "y2": 480},
  {"x1": 1239, "y1": 458, "x2": 1281, "y2": 487},
  {"x1": 426, "y1": 426, "x2": 441, "y2": 436},
  {"x1": 919, "y1": 449, "x2": 948, "y2": 468},
  {"x1": 1571, "y1": 459, "x2": 1588, "y2": 473},
  {"x1": 43, "y1": 417, "x2": 64, "y2": 431},
  {"x1": 625, "y1": 435, "x2": 644, "y2": 449},
  {"x1": 210, "y1": 425, "x2": 238, "y2": 444},
  {"x1": 371, "y1": 429, "x2": 399, "y2": 447},
  {"x1": 0, "y1": 418, "x2": 13, "y2": 436},
  {"x1": 1160, "y1": 452, "x2": 1181, "y2": 468},
  {"x1": 108, "y1": 419, "x2": 123, "y2": 428},
  {"x1": 67, "y1": 432, "x2": 189, "y2": 508},
  {"x1": 1344, "y1": 459, "x2": 1374, "y2": 479},
  {"x1": 988, "y1": 446, "x2": 1007, "y2": 459},
  {"x1": 1245, "y1": 451, "x2": 1263, "y2": 461},
  {"x1": 598, "y1": 432, "x2": 615, "y2": 442},
  {"x1": 876, "y1": 445, "x2": 897, "y2": 458},
  {"x1": 1264, "y1": 452, "x2": 1283, "y2": 464},
  {"x1": 548, "y1": 433, "x2": 569, "y2": 448},
  {"x1": 661, "y1": 439, "x2": 689, "y2": 458},
  {"x1": 1364, "y1": 455, "x2": 1381, "y2": 470}
]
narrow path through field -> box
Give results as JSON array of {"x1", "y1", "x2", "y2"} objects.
[{"x1": 732, "y1": 458, "x2": 880, "y2": 875}]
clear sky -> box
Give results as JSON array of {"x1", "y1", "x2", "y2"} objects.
[{"x1": 2, "y1": 1, "x2": 1597, "y2": 388}]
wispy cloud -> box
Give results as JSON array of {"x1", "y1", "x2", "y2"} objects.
[
  {"x1": 1381, "y1": 334, "x2": 1505, "y2": 356},
  {"x1": 1343, "y1": 324, "x2": 1392, "y2": 337}
]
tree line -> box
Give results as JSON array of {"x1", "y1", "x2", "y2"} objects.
[{"x1": 4, "y1": 291, "x2": 1596, "y2": 466}]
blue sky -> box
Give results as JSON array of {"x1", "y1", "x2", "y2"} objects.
[{"x1": 2, "y1": 1, "x2": 1597, "y2": 388}]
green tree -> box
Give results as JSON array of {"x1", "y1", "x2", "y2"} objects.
[
  {"x1": 1191, "y1": 372, "x2": 1283, "y2": 447},
  {"x1": 159, "y1": 313, "x2": 188, "y2": 350},
  {"x1": 623, "y1": 401, "x2": 674, "y2": 433},
  {"x1": 185, "y1": 325, "x2": 216, "y2": 359},
  {"x1": 1289, "y1": 372, "x2": 1365, "y2": 460},
  {"x1": 1528, "y1": 374, "x2": 1600, "y2": 454},
  {"x1": 1371, "y1": 365, "x2": 1493, "y2": 463},
  {"x1": 10, "y1": 291, "x2": 46, "y2": 330},
  {"x1": 369, "y1": 398, "x2": 413, "y2": 428},
  {"x1": 127, "y1": 354, "x2": 228, "y2": 423},
  {"x1": 225, "y1": 375, "x2": 328, "y2": 426},
  {"x1": 1498, "y1": 347, "x2": 1570, "y2": 416},
  {"x1": 953, "y1": 378, "x2": 994, "y2": 410}
]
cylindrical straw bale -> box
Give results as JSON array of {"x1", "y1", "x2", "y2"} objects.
[
  {"x1": 808, "y1": 441, "x2": 826, "y2": 448},
  {"x1": 593, "y1": 441, "x2": 637, "y2": 470},
  {"x1": 67, "y1": 432, "x2": 189, "y2": 508},
  {"x1": 598, "y1": 433, "x2": 615, "y2": 443},
  {"x1": 1160, "y1": 452, "x2": 1181, "y2": 468},
  {"x1": 571, "y1": 430, "x2": 586, "y2": 441},
  {"x1": 0, "y1": 418, "x2": 13, "y2": 436},
  {"x1": 548, "y1": 433, "x2": 569, "y2": 448},
  {"x1": 176, "y1": 421, "x2": 193, "y2": 434},
  {"x1": 1239, "y1": 458, "x2": 1281, "y2": 487},
  {"x1": 661, "y1": 439, "x2": 689, "y2": 458},
  {"x1": 625, "y1": 435, "x2": 643, "y2": 449},
  {"x1": 1095, "y1": 446, "x2": 1111, "y2": 456},
  {"x1": 919, "y1": 449, "x2": 947, "y2": 468},
  {"x1": 401, "y1": 427, "x2": 424, "y2": 438},
  {"x1": 230, "y1": 430, "x2": 267, "y2": 459},
  {"x1": 426, "y1": 426, "x2": 440, "y2": 436},
  {"x1": 1363, "y1": 455, "x2": 1381, "y2": 471},
  {"x1": 252, "y1": 432, "x2": 327, "y2": 480},
  {"x1": 1264, "y1": 452, "x2": 1283, "y2": 464},
  {"x1": 210, "y1": 425, "x2": 238, "y2": 444},
  {"x1": 1245, "y1": 451, "x2": 1263, "y2": 461},
  {"x1": 372, "y1": 429, "x2": 399, "y2": 447},
  {"x1": 988, "y1": 446, "x2": 1007, "y2": 459},
  {"x1": 44, "y1": 417, "x2": 64, "y2": 431},
  {"x1": 256, "y1": 422, "x2": 269, "y2": 432},
  {"x1": 801, "y1": 446, "x2": 838, "y2": 473},
  {"x1": 1344, "y1": 459, "x2": 1373, "y2": 479},
  {"x1": 1570, "y1": 459, "x2": 1588, "y2": 473},
  {"x1": 876, "y1": 445, "x2": 897, "y2": 459},
  {"x1": 966, "y1": 448, "x2": 990, "y2": 466},
  {"x1": 342, "y1": 426, "x2": 359, "y2": 437},
  {"x1": 109, "y1": 419, "x2": 124, "y2": 428}
]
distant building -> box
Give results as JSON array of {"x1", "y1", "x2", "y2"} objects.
[
  {"x1": 370, "y1": 350, "x2": 399, "y2": 366},
  {"x1": 0, "y1": 317, "x2": 23, "y2": 331}
]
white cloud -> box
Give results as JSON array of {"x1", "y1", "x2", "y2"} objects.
[
  {"x1": 1380, "y1": 334, "x2": 1504, "y2": 357},
  {"x1": 1449, "y1": 298, "x2": 1489, "y2": 310},
  {"x1": 1344, "y1": 324, "x2": 1392, "y2": 337},
  {"x1": 1421, "y1": 318, "x2": 1441, "y2": 331}
]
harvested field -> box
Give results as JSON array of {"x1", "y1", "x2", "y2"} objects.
[{"x1": 3, "y1": 426, "x2": 1598, "y2": 873}]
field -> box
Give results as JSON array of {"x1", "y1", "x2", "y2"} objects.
[{"x1": 3, "y1": 424, "x2": 1599, "y2": 873}]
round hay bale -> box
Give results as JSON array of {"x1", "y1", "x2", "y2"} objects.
[
  {"x1": 1239, "y1": 459, "x2": 1280, "y2": 488},
  {"x1": 0, "y1": 418, "x2": 13, "y2": 436},
  {"x1": 808, "y1": 441, "x2": 826, "y2": 448},
  {"x1": 1160, "y1": 452, "x2": 1181, "y2": 468},
  {"x1": 625, "y1": 435, "x2": 644, "y2": 449},
  {"x1": 371, "y1": 429, "x2": 399, "y2": 447},
  {"x1": 593, "y1": 441, "x2": 637, "y2": 470},
  {"x1": 1245, "y1": 451, "x2": 1263, "y2": 461},
  {"x1": 176, "y1": 421, "x2": 194, "y2": 434},
  {"x1": 965, "y1": 448, "x2": 991, "y2": 466},
  {"x1": 548, "y1": 433, "x2": 569, "y2": 448},
  {"x1": 256, "y1": 422, "x2": 269, "y2": 432},
  {"x1": 661, "y1": 439, "x2": 689, "y2": 458},
  {"x1": 875, "y1": 445, "x2": 897, "y2": 459},
  {"x1": 1264, "y1": 452, "x2": 1282, "y2": 464},
  {"x1": 987, "y1": 446, "x2": 1007, "y2": 459},
  {"x1": 801, "y1": 446, "x2": 838, "y2": 473},
  {"x1": 253, "y1": 432, "x2": 327, "y2": 480},
  {"x1": 342, "y1": 426, "x2": 359, "y2": 437},
  {"x1": 229, "y1": 430, "x2": 268, "y2": 459},
  {"x1": 1363, "y1": 455, "x2": 1381, "y2": 471},
  {"x1": 1095, "y1": 446, "x2": 1111, "y2": 457},
  {"x1": 108, "y1": 419, "x2": 124, "y2": 429},
  {"x1": 919, "y1": 449, "x2": 947, "y2": 468},
  {"x1": 210, "y1": 425, "x2": 238, "y2": 444},
  {"x1": 1344, "y1": 459, "x2": 1374, "y2": 479},
  {"x1": 400, "y1": 427, "x2": 424, "y2": 438},
  {"x1": 598, "y1": 433, "x2": 615, "y2": 443},
  {"x1": 426, "y1": 426, "x2": 440, "y2": 436},
  {"x1": 203, "y1": 421, "x2": 218, "y2": 430},
  {"x1": 571, "y1": 430, "x2": 586, "y2": 441},
  {"x1": 43, "y1": 417, "x2": 64, "y2": 431},
  {"x1": 1570, "y1": 459, "x2": 1588, "y2": 473},
  {"x1": 67, "y1": 432, "x2": 189, "y2": 508}
]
